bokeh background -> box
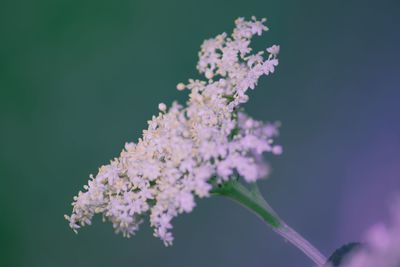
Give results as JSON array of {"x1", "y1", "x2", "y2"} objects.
[{"x1": 1, "y1": 0, "x2": 399, "y2": 266}]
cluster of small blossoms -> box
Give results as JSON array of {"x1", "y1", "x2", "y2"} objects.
[
  {"x1": 340, "y1": 198, "x2": 400, "y2": 267},
  {"x1": 66, "y1": 16, "x2": 282, "y2": 246}
]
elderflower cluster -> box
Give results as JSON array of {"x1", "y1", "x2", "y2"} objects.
[
  {"x1": 65, "y1": 16, "x2": 281, "y2": 246},
  {"x1": 340, "y1": 198, "x2": 400, "y2": 267}
]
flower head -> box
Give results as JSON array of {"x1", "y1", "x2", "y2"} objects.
[{"x1": 66, "y1": 16, "x2": 281, "y2": 246}]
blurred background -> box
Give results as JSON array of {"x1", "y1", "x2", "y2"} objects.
[{"x1": 1, "y1": 0, "x2": 399, "y2": 266}]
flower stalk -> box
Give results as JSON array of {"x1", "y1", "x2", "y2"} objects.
[{"x1": 212, "y1": 180, "x2": 327, "y2": 266}]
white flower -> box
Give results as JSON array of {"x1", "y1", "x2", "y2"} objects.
[
  {"x1": 267, "y1": 45, "x2": 280, "y2": 57},
  {"x1": 176, "y1": 83, "x2": 186, "y2": 91},
  {"x1": 66, "y1": 17, "x2": 281, "y2": 246},
  {"x1": 158, "y1": 102, "x2": 167, "y2": 112},
  {"x1": 263, "y1": 59, "x2": 279, "y2": 75}
]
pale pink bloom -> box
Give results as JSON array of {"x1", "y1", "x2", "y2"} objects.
[
  {"x1": 267, "y1": 44, "x2": 280, "y2": 57},
  {"x1": 66, "y1": 17, "x2": 281, "y2": 246}
]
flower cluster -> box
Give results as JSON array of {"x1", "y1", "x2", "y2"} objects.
[
  {"x1": 340, "y1": 198, "x2": 400, "y2": 267},
  {"x1": 65, "y1": 16, "x2": 281, "y2": 246}
]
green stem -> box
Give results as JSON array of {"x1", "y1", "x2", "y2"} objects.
[
  {"x1": 212, "y1": 180, "x2": 281, "y2": 227},
  {"x1": 212, "y1": 180, "x2": 327, "y2": 267}
]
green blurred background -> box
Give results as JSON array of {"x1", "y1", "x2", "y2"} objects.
[{"x1": 1, "y1": 0, "x2": 400, "y2": 266}]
